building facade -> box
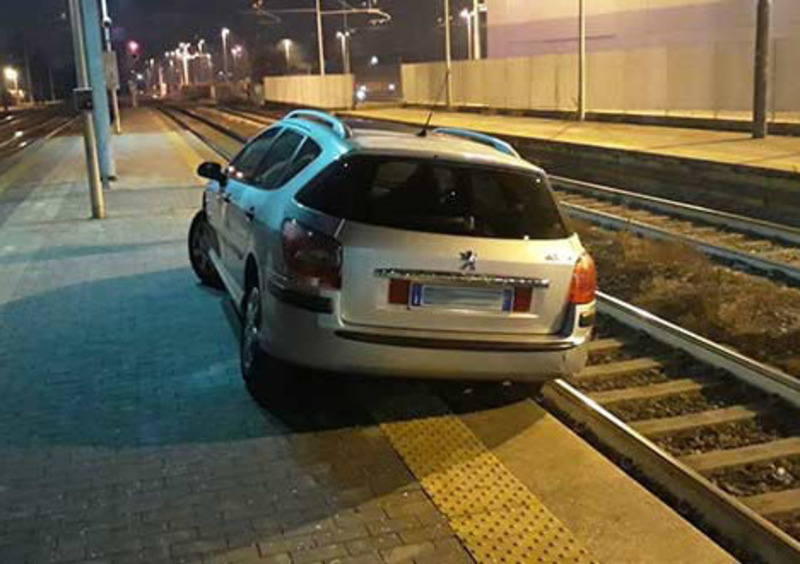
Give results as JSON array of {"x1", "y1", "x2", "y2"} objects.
[{"x1": 486, "y1": 0, "x2": 800, "y2": 58}]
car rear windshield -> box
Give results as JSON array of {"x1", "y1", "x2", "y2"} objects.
[{"x1": 295, "y1": 155, "x2": 571, "y2": 240}]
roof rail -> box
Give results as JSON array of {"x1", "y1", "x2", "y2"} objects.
[
  {"x1": 432, "y1": 127, "x2": 520, "y2": 158},
  {"x1": 284, "y1": 109, "x2": 352, "y2": 139}
]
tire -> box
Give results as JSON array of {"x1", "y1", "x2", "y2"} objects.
[
  {"x1": 240, "y1": 283, "x2": 282, "y2": 391},
  {"x1": 188, "y1": 211, "x2": 223, "y2": 290}
]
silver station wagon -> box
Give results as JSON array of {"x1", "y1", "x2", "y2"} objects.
[{"x1": 188, "y1": 110, "x2": 596, "y2": 387}]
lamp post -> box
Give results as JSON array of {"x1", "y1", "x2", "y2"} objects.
[
  {"x1": 231, "y1": 45, "x2": 243, "y2": 80},
  {"x1": 336, "y1": 31, "x2": 351, "y2": 74},
  {"x1": 280, "y1": 39, "x2": 293, "y2": 73},
  {"x1": 221, "y1": 28, "x2": 230, "y2": 80},
  {"x1": 460, "y1": 9, "x2": 473, "y2": 60}
]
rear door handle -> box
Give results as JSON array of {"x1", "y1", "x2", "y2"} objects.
[{"x1": 244, "y1": 208, "x2": 255, "y2": 221}]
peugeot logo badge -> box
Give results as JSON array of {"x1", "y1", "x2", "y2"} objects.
[{"x1": 460, "y1": 250, "x2": 477, "y2": 271}]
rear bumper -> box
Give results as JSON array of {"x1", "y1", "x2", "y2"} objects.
[{"x1": 260, "y1": 290, "x2": 592, "y2": 382}]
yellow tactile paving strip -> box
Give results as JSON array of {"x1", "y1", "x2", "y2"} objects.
[{"x1": 380, "y1": 413, "x2": 597, "y2": 563}]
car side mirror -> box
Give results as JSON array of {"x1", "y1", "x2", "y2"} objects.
[{"x1": 197, "y1": 161, "x2": 227, "y2": 185}]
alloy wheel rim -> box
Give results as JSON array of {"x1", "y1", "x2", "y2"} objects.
[{"x1": 242, "y1": 291, "x2": 260, "y2": 374}]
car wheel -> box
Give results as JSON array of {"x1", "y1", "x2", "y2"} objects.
[
  {"x1": 240, "y1": 284, "x2": 278, "y2": 390},
  {"x1": 188, "y1": 211, "x2": 223, "y2": 290}
]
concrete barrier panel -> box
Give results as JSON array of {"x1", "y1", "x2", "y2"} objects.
[{"x1": 263, "y1": 74, "x2": 355, "y2": 109}]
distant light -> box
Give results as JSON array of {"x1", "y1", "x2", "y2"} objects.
[
  {"x1": 388, "y1": 83, "x2": 396, "y2": 92},
  {"x1": 136, "y1": 73, "x2": 144, "y2": 81},
  {"x1": 356, "y1": 89, "x2": 367, "y2": 102},
  {"x1": 14, "y1": 131, "x2": 23, "y2": 138},
  {"x1": 369, "y1": 56, "x2": 379, "y2": 66},
  {"x1": 221, "y1": 27, "x2": 230, "y2": 38},
  {"x1": 460, "y1": 8, "x2": 470, "y2": 19},
  {"x1": 127, "y1": 40, "x2": 140, "y2": 54},
  {"x1": 3, "y1": 67, "x2": 18, "y2": 82}
]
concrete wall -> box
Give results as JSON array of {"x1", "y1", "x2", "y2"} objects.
[
  {"x1": 263, "y1": 75, "x2": 354, "y2": 109},
  {"x1": 401, "y1": 37, "x2": 800, "y2": 113}
]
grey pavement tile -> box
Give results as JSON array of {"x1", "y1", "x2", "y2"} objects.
[{"x1": 0, "y1": 111, "x2": 456, "y2": 564}]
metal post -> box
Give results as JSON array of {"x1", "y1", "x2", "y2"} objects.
[
  {"x1": 68, "y1": 0, "x2": 105, "y2": 219},
  {"x1": 316, "y1": 0, "x2": 326, "y2": 76},
  {"x1": 80, "y1": 0, "x2": 116, "y2": 183},
  {"x1": 465, "y1": 15, "x2": 473, "y2": 60},
  {"x1": 444, "y1": 0, "x2": 453, "y2": 107},
  {"x1": 753, "y1": 0, "x2": 771, "y2": 139},
  {"x1": 48, "y1": 66, "x2": 56, "y2": 102},
  {"x1": 577, "y1": 0, "x2": 587, "y2": 121},
  {"x1": 472, "y1": 0, "x2": 481, "y2": 60},
  {"x1": 23, "y1": 44, "x2": 34, "y2": 104},
  {"x1": 222, "y1": 29, "x2": 230, "y2": 80},
  {"x1": 100, "y1": 0, "x2": 121, "y2": 134}
]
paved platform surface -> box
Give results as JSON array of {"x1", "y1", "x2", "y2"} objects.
[
  {"x1": 343, "y1": 107, "x2": 800, "y2": 174},
  {"x1": 0, "y1": 107, "x2": 732, "y2": 563}
]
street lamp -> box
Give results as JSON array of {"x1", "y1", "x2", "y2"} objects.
[
  {"x1": 3, "y1": 67, "x2": 19, "y2": 95},
  {"x1": 178, "y1": 42, "x2": 191, "y2": 86},
  {"x1": 198, "y1": 39, "x2": 205, "y2": 53},
  {"x1": 460, "y1": 9, "x2": 473, "y2": 60},
  {"x1": 231, "y1": 45, "x2": 243, "y2": 79},
  {"x1": 280, "y1": 39, "x2": 293, "y2": 73},
  {"x1": 221, "y1": 27, "x2": 230, "y2": 80},
  {"x1": 336, "y1": 31, "x2": 351, "y2": 74}
]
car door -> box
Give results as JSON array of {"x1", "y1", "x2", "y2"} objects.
[
  {"x1": 217, "y1": 128, "x2": 281, "y2": 286},
  {"x1": 225, "y1": 128, "x2": 305, "y2": 289}
]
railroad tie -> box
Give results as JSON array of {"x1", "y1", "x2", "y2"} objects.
[
  {"x1": 589, "y1": 378, "x2": 717, "y2": 407},
  {"x1": 632, "y1": 404, "x2": 767, "y2": 439},
  {"x1": 572, "y1": 357, "x2": 663, "y2": 383},
  {"x1": 680, "y1": 437, "x2": 800, "y2": 474}
]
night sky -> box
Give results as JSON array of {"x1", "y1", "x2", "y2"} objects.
[{"x1": 1, "y1": 0, "x2": 476, "y2": 96}]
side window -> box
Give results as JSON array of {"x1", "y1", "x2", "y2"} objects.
[
  {"x1": 276, "y1": 139, "x2": 322, "y2": 187},
  {"x1": 228, "y1": 128, "x2": 281, "y2": 182},
  {"x1": 251, "y1": 130, "x2": 304, "y2": 189}
]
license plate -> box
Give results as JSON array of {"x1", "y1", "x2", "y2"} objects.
[{"x1": 410, "y1": 284, "x2": 513, "y2": 312}]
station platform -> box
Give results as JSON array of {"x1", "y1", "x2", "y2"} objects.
[
  {"x1": 0, "y1": 107, "x2": 732, "y2": 563},
  {"x1": 343, "y1": 107, "x2": 800, "y2": 175}
]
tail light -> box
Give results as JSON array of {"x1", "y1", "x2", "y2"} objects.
[
  {"x1": 282, "y1": 220, "x2": 342, "y2": 289},
  {"x1": 569, "y1": 253, "x2": 596, "y2": 305}
]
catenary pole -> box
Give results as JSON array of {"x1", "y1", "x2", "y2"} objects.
[
  {"x1": 80, "y1": 0, "x2": 117, "y2": 183},
  {"x1": 472, "y1": 0, "x2": 481, "y2": 59},
  {"x1": 316, "y1": 0, "x2": 326, "y2": 76},
  {"x1": 578, "y1": 0, "x2": 586, "y2": 121},
  {"x1": 68, "y1": 0, "x2": 105, "y2": 218},
  {"x1": 444, "y1": 0, "x2": 452, "y2": 107},
  {"x1": 100, "y1": 0, "x2": 122, "y2": 134},
  {"x1": 753, "y1": 0, "x2": 772, "y2": 139}
]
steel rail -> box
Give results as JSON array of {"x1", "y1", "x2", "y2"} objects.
[
  {"x1": 0, "y1": 114, "x2": 77, "y2": 164},
  {"x1": 553, "y1": 175, "x2": 800, "y2": 247},
  {"x1": 563, "y1": 202, "x2": 800, "y2": 284},
  {"x1": 170, "y1": 103, "x2": 800, "y2": 560},
  {"x1": 212, "y1": 105, "x2": 277, "y2": 125},
  {"x1": 544, "y1": 293, "x2": 800, "y2": 563},
  {"x1": 157, "y1": 105, "x2": 238, "y2": 161}
]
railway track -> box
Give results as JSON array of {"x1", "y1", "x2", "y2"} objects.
[
  {"x1": 213, "y1": 103, "x2": 800, "y2": 285},
  {"x1": 0, "y1": 108, "x2": 76, "y2": 162},
  {"x1": 164, "y1": 102, "x2": 800, "y2": 561}
]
